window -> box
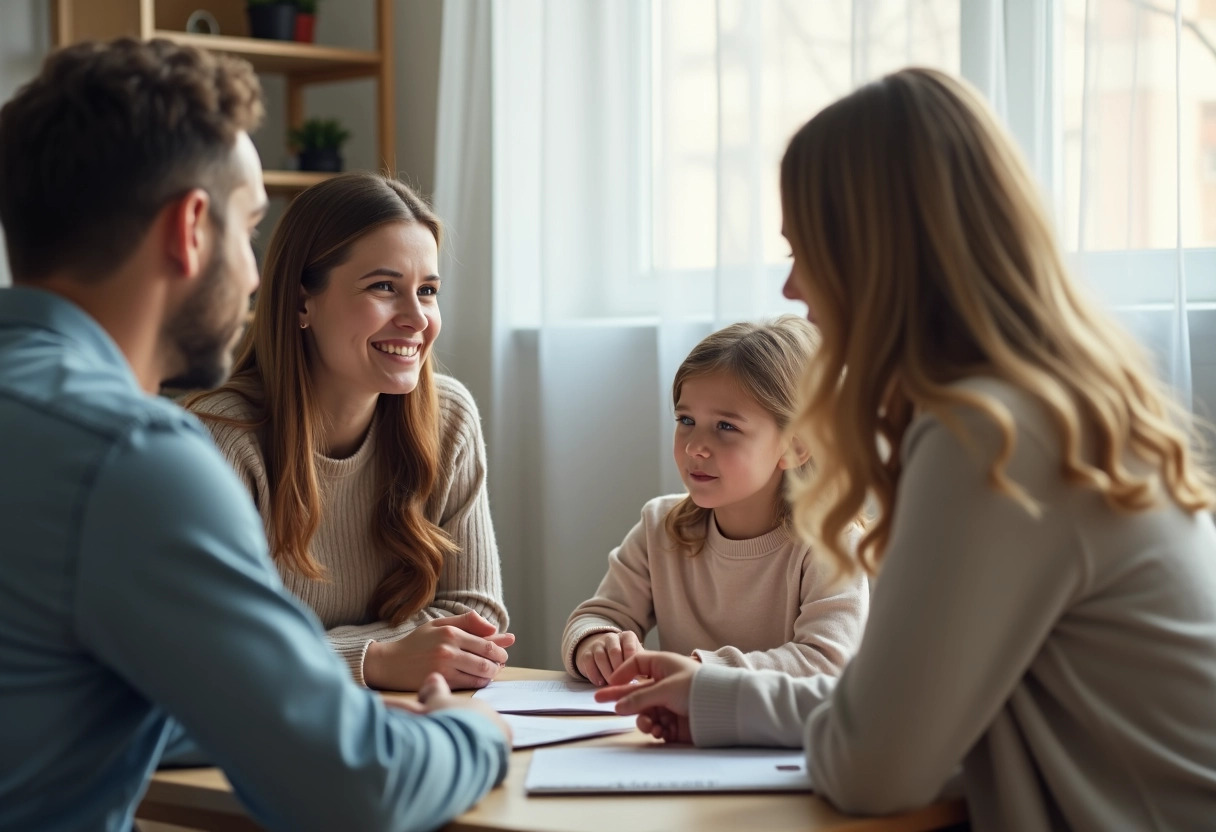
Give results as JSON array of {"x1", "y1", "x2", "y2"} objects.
[
  {"x1": 1060, "y1": 0, "x2": 1216, "y2": 253},
  {"x1": 625, "y1": 0, "x2": 962, "y2": 321}
]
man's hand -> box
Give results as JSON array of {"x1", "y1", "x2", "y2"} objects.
[{"x1": 385, "y1": 672, "x2": 513, "y2": 746}]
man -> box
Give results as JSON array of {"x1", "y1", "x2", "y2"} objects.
[{"x1": 0, "y1": 38, "x2": 510, "y2": 832}]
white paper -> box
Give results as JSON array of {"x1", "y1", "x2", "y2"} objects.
[
  {"x1": 471, "y1": 679, "x2": 620, "y2": 715},
  {"x1": 502, "y1": 714, "x2": 637, "y2": 749},
  {"x1": 525, "y1": 746, "x2": 814, "y2": 794}
]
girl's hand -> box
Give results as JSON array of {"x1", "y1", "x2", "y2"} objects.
[
  {"x1": 575, "y1": 630, "x2": 643, "y2": 685},
  {"x1": 364, "y1": 611, "x2": 515, "y2": 691},
  {"x1": 594, "y1": 650, "x2": 699, "y2": 743}
]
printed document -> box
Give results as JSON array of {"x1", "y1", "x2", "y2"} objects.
[
  {"x1": 472, "y1": 679, "x2": 620, "y2": 714},
  {"x1": 503, "y1": 714, "x2": 637, "y2": 749}
]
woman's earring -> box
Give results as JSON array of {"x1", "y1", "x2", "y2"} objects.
[{"x1": 300, "y1": 322, "x2": 308, "y2": 329}]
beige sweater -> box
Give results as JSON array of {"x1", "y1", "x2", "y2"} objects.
[
  {"x1": 192, "y1": 375, "x2": 507, "y2": 685},
  {"x1": 561, "y1": 494, "x2": 868, "y2": 678},
  {"x1": 688, "y1": 377, "x2": 1216, "y2": 831}
]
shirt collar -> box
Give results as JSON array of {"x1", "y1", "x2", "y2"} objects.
[{"x1": 0, "y1": 285, "x2": 140, "y2": 389}]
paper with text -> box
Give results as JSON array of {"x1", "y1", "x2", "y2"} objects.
[
  {"x1": 472, "y1": 679, "x2": 619, "y2": 714},
  {"x1": 525, "y1": 746, "x2": 814, "y2": 794},
  {"x1": 503, "y1": 714, "x2": 637, "y2": 749}
]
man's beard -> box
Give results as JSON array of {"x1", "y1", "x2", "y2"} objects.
[{"x1": 160, "y1": 237, "x2": 246, "y2": 391}]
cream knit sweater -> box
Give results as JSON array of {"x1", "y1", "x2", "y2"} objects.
[
  {"x1": 561, "y1": 494, "x2": 869, "y2": 678},
  {"x1": 192, "y1": 374, "x2": 507, "y2": 685}
]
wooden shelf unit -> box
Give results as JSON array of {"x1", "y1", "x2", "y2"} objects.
[
  {"x1": 52, "y1": 0, "x2": 395, "y2": 194},
  {"x1": 262, "y1": 169, "x2": 337, "y2": 194},
  {"x1": 151, "y1": 31, "x2": 381, "y2": 75}
]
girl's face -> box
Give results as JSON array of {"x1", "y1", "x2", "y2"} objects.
[
  {"x1": 673, "y1": 371, "x2": 793, "y2": 539},
  {"x1": 300, "y1": 220, "x2": 441, "y2": 402}
]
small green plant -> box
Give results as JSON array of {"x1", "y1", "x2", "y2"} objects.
[
  {"x1": 288, "y1": 118, "x2": 350, "y2": 152},
  {"x1": 294, "y1": 0, "x2": 319, "y2": 12}
]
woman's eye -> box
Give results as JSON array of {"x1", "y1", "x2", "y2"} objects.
[
  {"x1": 717, "y1": 421, "x2": 737, "y2": 431},
  {"x1": 676, "y1": 415, "x2": 693, "y2": 426},
  {"x1": 369, "y1": 281, "x2": 394, "y2": 291},
  {"x1": 419, "y1": 285, "x2": 439, "y2": 296}
]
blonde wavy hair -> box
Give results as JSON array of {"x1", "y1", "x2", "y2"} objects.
[
  {"x1": 781, "y1": 67, "x2": 1216, "y2": 578},
  {"x1": 665, "y1": 316, "x2": 820, "y2": 555}
]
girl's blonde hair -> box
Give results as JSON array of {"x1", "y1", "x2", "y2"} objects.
[
  {"x1": 780, "y1": 67, "x2": 1215, "y2": 578},
  {"x1": 186, "y1": 172, "x2": 457, "y2": 626},
  {"x1": 665, "y1": 316, "x2": 820, "y2": 555}
]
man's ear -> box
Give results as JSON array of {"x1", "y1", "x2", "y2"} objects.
[
  {"x1": 779, "y1": 435, "x2": 813, "y2": 470},
  {"x1": 163, "y1": 188, "x2": 212, "y2": 281}
]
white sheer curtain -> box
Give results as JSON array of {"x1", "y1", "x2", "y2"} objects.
[
  {"x1": 1056, "y1": 0, "x2": 1216, "y2": 409},
  {"x1": 435, "y1": 0, "x2": 1212, "y2": 669}
]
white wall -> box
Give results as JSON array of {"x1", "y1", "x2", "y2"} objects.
[{"x1": 0, "y1": 0, "x2": 51, "y2": 288}]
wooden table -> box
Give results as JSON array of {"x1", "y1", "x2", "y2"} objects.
[{"x1": 137, "y1": 668, "x2": 968, "y2": 832}]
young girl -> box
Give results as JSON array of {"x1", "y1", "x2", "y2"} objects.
[
  {"x1": 562, "y1": 316, "x2": 868, "y2": 686},
  {"x1": 188, "y1": 173, "x2": 511, "y2": 692},
  {"x1": 597, "y1": 68, "x2": 1216, "y2": 830}
]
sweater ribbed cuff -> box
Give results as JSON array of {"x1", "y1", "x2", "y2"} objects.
[
  {"x1": 692, "y1": 648, "x2": 730, "y2": 667},
  {"x1": 335, "y1": 639, "x2": 375, "y2": 687},
  {"x1": 689, "y1": 664, "x2": 750, "y2": 747}
]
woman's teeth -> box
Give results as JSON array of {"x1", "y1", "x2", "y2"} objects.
[{"x1": 374, "y1": 343, "x2": 419, "y2": 357}]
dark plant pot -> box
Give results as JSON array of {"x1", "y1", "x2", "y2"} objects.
[
  {"x1": 298, "y1": 148, "x2": 343, "y2": 172},
  {"x1": 248, "y1": 4, "x2": 297, "y2": 40},
  {"x1": 294, "y1": 12, "x2": 316, "y2": 43}
]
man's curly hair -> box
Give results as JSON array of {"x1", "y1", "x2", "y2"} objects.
[{"x1": 0, "y1": 37, "x2": 264, "y2": 282}]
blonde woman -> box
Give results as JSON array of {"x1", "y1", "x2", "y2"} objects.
[
  {"x1": 561, "y1": 317, "x2": 867, "y2": 685},
  {"x1": 188, "y1": 172, "x2": 511, "y2": 691},
  {"x1": 597, "y1": 68, "x2": 1216, "y2": 829}
]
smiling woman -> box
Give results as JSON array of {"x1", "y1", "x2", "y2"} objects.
[
  {"x1": 185, "y1": 172, "x2": 512, "y2": 692},
  {"x1": 300, "y1": 221, "x2": 442, "y2": 457}
]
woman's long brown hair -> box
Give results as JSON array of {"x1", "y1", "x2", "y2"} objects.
[
  {"x1": 781, "y1": 68, "x2": 1215, "y2": 578},
  {"x1": 187, "y1": 172, "x2": 457, "y2": 625}
]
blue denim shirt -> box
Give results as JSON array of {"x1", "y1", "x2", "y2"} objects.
[{"x1": 0, "y1": 286, "x2": 507, "y2": 832}]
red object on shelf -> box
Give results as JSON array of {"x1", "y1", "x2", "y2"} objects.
[{"x1": 294, "y1": 12, "x2": 316, "y2": 43}]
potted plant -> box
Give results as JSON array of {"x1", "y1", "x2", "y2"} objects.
[
  {"x1": 293, "y1": 0, "x2": 318, "y2": 43},
  {"x1": 289, "y1": 118, "x2": 351, "y2": 172},
  {"x1": 247, "y1": 0, "x2": 296, "y2": 41}
]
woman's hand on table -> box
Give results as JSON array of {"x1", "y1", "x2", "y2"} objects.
[
  {"x1": 594, "y1": 650, "x2": 699, "y2": 744},
  {"x1": 385, "y1": 672, "x2": 513, "y2": 745},
  {"x1": 574, "y1": 630, "x2": 642, "y2": 686},
  {"x1": 364, "y1": 611, "x2": 515, "y2": 691}
]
